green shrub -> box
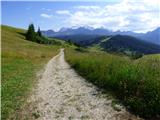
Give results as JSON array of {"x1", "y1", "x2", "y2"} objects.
[
  {"x1": 75, "y1": 47, "x2": 88, "y2": 52},
  {"x1": 131, "y1": 51, "x2": 143, "y2": 59}
]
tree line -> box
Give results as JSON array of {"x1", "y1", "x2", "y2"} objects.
[{"x1": 25, "y1": 23, "x2": 60, "y2": 45}]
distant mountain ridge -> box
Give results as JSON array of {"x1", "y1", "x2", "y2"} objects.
[
  {"x1": 100, "y1": 35, "x2": 160, "y2": 55},
  {"x1": 42, "y1": 27, "x2": 160, "y2": 45}
]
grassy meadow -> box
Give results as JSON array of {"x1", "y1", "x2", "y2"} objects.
[
  {"x1": 1, "y1": 25, "x2": 61, "y2": 119},
  {"x1": 65, "y1": 48, "x2": 160, "y2": 119},
  {"x1": 2, "y1": 24, "x2": 160, "y2": 119}
]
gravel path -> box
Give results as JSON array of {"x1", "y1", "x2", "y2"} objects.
[{"x1": 29, "y1": 49, "x2": 142, "y2": 120}]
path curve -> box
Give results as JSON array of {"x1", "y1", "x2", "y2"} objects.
[{"x1": 29, "y1": 49, "x2": 142, "y2": 120}]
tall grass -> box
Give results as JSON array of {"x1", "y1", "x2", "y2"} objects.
[
  {"x1": 65, "y1": 48, "x2": 160, "y2": 119},
  {"x1": 1, "y1": 25, "x2": 60, "y2": 119}
]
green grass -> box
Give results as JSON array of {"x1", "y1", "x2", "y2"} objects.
[
  {"x1": 2, "y1": 25, "x2": 160, "y2": 119},
  {"x1": 65, "y1": 48, "x2": 160, "y2": 119},
  {"x1": 1, "y1": 25, "x2": 61, "y2": 119}
]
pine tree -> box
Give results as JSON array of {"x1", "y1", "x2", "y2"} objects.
[
  {"x1": 26, "y1": 23, "x2": 36, "y2": 41},
  {"x1": 37, "y1": 27, "x2": 42, "y2": 37}
]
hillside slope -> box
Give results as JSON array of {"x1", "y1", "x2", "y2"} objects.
[
  {"x1": 1, "y1": 25, "x2": 61, "y2": 119},
  {"x1": 100, "y1": 35, "x2": 160, "y2": 54},
  {"x1": 137, "y1": 27, "x2": 160, "y2": 45}
]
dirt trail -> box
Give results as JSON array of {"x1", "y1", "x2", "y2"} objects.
[{"x1": 28, "y1": 49, "x2": 142, "y2": 120}]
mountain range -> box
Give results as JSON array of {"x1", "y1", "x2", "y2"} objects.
[{"x1": 42, "y1": 27, "x2": 160, "y2": 45}]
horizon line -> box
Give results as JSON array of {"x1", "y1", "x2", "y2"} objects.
[{"x1": 2, "y1": 24, "x2": 159, "y2": 34}]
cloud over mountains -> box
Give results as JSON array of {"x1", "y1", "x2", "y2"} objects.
[{"x1": 54, "y1": 0, "x2": 159, "y2": 32}]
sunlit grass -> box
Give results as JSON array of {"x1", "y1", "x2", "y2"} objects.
[
  {"x1": 65, "y1": 48, "x2": 160, "y2": 118},
  {"x1": 1, "y1": 25, "x2": 60, "y2": 119}
]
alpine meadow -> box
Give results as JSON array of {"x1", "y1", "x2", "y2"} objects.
[{"x1": 1, "y1": 1, "x2": 160, "y2": 120}]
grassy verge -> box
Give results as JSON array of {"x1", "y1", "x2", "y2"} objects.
[
  {"x1": 65, "y1": 48, "x2": 160, "y2": 119},
  {"x1": 1, "y1": 25, "x2": 60, "y2": 119}
]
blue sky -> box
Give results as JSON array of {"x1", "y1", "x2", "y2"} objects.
[{"x1": 2, "y1": 0, "x2": 160, "y2": 32}]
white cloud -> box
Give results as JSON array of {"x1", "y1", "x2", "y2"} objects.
[
  {"x1": 41, "y1": 8, "x2": 51, "y2": 11},
  {"x1": 65, "y1": 0, "x2": 160, "y2": 32},
  {"x1": 75, "y1": 5, "x2": 100, "y2": 10},
  {"x1": 40, "y1": 13, "x2": 52, "y2": 18},
  {"x1": 56, "y1": 10, "x2": 71, "y2": 15}
]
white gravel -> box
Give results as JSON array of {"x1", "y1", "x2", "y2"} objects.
[{"x1": 29, "y1": 49, "x2": 142, "y2": 120}]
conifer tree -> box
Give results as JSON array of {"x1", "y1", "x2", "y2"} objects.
[
  {"x1": 26, "y1": 23, "x2": 36, "y2": 41},
  {"x1": 37, "y1": 27, "x2": 42, "y2": 37}
]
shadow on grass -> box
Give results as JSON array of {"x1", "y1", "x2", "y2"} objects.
[{"x1": 17, "y1": 32, "x2": 26, "y2": 37}]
